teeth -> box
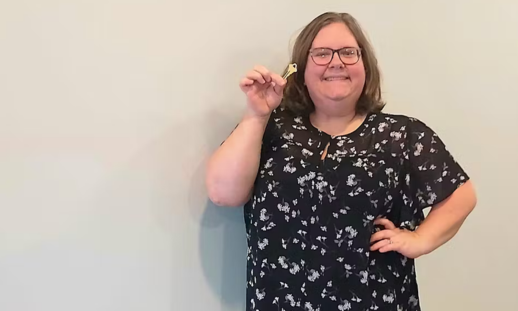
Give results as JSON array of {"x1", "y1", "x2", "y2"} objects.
[{"x1": 324, "y1": 77, "x2": 348, "y2": 81}]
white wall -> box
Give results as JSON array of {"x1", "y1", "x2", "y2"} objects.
[{"x1": 0, "y1": 1, "x2": 516, "y2": 310}]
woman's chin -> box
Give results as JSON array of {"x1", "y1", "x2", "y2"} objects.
[{"x1": 325, "y1": 92, "x2": 350, "y2": 102}]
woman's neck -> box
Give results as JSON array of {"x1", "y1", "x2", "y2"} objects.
[{"x1": 310, "y1": 105, "x2": 366, "y2": 137}]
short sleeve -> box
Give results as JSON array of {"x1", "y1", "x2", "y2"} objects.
[{"x1": 398, "y1": 117, "x2": 470, "y2": 229}]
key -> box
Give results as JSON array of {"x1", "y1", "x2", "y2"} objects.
[{"x1": 282, "y1": 63, "x2": 298, "y2": 80}]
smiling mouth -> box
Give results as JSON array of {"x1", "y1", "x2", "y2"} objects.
[{"x1": 323, "y1": 77, "x2": 350, "y2": 81}]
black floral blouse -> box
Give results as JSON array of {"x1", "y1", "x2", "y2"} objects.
[{"x1": 242, "y1": 106, "x2": 469, "y2": 311}]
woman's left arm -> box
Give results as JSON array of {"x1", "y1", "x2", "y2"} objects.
[
  {"x1": 370, "y1": 181, "x2": 476, "y2": 258},
  {"x1": 370, "y1": 117, "x2": 477, "y2": 258},
  {"x1": 414, "y1": 179, "x2": 477, "y2": 255}
]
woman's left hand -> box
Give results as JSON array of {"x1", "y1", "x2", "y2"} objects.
[{"x1": 370, "y1": 218, "x2": 429, "y2": 259}]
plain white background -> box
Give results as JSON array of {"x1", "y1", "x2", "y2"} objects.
[{"x1": 1, "y1": 1, "x2": 517, "y2": 310}]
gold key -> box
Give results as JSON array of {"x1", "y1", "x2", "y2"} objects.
[{"x1": 282, "y1": 63, "x2": 297, "y2": 79}]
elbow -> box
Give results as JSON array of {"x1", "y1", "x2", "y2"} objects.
[
  {"x1": 211, "y1": 198, "x2": 246, "y2": 208},
  {"x1": 207, "y1": 188, "x2": 249, "y2": 207},
  {"x1": 204, "y1": 160, "x2": 252, "y2": 207},
  {"x1": 205, "y1": 177, "x2": 250, "y2": 207}
]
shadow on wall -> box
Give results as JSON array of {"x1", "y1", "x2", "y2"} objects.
[
  {"x1": 199, "y1": 200, "x2": 247, "y2": 310},
  {"x1": 194, "y1": 105, "x2": 248, "y2": 310}
]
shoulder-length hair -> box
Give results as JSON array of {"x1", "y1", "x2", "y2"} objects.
[{"x1": 282, "y1": 12, "x2": 385, "y2": 115}]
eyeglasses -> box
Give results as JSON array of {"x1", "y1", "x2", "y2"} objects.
[{"x1": 309, "y1": 47, "x2": 361, "y2": 66}]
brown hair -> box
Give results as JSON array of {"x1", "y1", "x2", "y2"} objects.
[{"x1": 282, "y1": 12, "x2": 385, "y2": 115}]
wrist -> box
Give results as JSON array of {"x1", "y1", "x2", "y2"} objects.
[
  {"x1": 414, "y1": 229, "x2": 436, "y2": 256},
  {"x1": 242, "y1": 110, "x2": 271, "y2": 124}
]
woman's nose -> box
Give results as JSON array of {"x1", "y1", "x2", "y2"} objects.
[{"x1": 329, "y1": 51, "x2": 345, "y2": 68}]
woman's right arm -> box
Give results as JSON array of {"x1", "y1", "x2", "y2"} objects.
[
  {"x1": 205, "y1": 113, "x2": 270, "y2": 207},
  {"x1": 205, "y1": 65, "x2": 286, "y2": 207}
]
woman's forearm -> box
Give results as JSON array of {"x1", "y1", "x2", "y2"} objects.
[
  {"x1": 205, "y1": 113, "x2": 270, "y2": 207},
  {"x1": 415, "y1": 180, "x2": 477, "y2": 255}
]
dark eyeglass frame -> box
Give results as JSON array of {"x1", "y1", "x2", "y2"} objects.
[{"x1": 309, "y1": 47, "x2": 362, "y2": 66}]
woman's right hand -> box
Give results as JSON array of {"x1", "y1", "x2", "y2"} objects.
[{"x1": 239, "y1": 65, "x2": 287, "y2": 118}]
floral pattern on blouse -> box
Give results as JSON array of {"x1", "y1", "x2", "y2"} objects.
[{"x1": 242, "y1": 106, "x2": 468, "y2": 311}]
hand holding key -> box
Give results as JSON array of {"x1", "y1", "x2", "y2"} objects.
[{"x1": 239, "y1": 64, "x2": 297, "y2": 118}]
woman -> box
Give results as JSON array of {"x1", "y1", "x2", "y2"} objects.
[{"x1": 206, "y1": 11, "x2": 477, "y2": 311}]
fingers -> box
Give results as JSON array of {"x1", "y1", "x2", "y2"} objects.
[
  {"x1": 374, "y1": 218, "x2": 397, "y2": 230},
  {"x1": 370, "y1": 238, "x2": 392, "y2": 252},
  {"x1": 252, "y1": 65, "x2": 272, "y2": 83},
  {"x1": 244, "y1": 65, "x2": 271, "y2": 85},
  {"x1": 239, "y1": 77, "x2": 255, "y2": 89},
  {"x1": 269, "y1": 71, "x2": 286, "y2": 86},
  {"x1": 370, "y1": 229, "x2": 397, "y2": 244},
  {"x1": 240, "y1": 65, "x2": 287, "y2": 88},
  {"x1": 377, "y1": 241, "x2": 399, "y2": 253},
  {"x1": 270, "y1": 72, "x2": 287, "y2": 95},
  {"x1": 370, "y1": 229, "x2": 401, "y2": 252}
]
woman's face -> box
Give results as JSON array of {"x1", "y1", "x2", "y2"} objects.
[{"x1": 304, "y1": 22, "x2": 366, "y2": 110}]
